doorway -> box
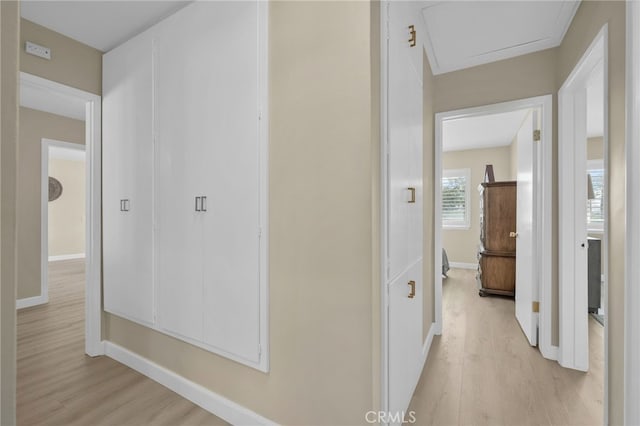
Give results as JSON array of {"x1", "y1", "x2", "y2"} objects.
[
  {"x1": 19, "y1": 72, "x2": 102, "y2": 356},
  {"x1": 435, "y1": 95, "x2": 554, "y2": 358},
  {"x1": 558, "y1": 26, "x2": 608, "y2": 377},
  {"x1": 40, "y1": 139, "x2": 86, "y2": 306}
]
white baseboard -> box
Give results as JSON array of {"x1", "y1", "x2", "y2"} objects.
[
  {"x1": 540, "y1": 343, "x2": 559, "y2": 361},
  {"x1": 421, "y1": 322, "x2": 437, "y2": 365},
  {"x1": 16, "y1": 294, "x2": 48, "y2": 309},
  {"x1": 104, "y1": 342, "x2": 278, "y2": 426},
  {"x1": 448, "y1": 262, "x2": 477, "y2": 270},
  {"x1": 49, "y1": 253, "x2": 85, "y2": 262}
]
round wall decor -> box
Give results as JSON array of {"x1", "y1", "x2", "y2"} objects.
[{"x1": 49, "y1": 177, "x2": 63, "y2": 202}]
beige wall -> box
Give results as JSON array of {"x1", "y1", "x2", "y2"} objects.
[
  {"x1": 48, "y1": 158, "x2": 85, "y2": 257},
  {"x1": 20, "y1": 18, "x2": 102, "y2": 95},
  {"x1": 558, "y1": 3, "x2": 626, "y2": 423},
  {"x1": 442, "y1": 146, "x2": 512, "y2": 264},
  {"x1": 1, "y1": 1, "x2": 19, "y2": 423},
  {"x1": 17, "y1": 108, "x2": 84, "y2": 299},
  {"x1": 423, "y1": 52, "x2": 436, "y2": 341},
  {"x1": 105, "y1": 2, "x2": 379, "y2": 424},
  {"x1": 588, "y1": 136, "x2": 604, "y2": 160}
]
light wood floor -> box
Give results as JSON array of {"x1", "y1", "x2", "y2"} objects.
[
  {"x1": 409, "y1": 268, "x2": 604, "y2": 426},
  {"x1": 17, "y1": 259, "x2": 227, "y2": 426}
]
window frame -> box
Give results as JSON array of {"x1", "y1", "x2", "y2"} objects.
[{"x1": 442, "y1": 168, "x2": 471, "y2": 230}]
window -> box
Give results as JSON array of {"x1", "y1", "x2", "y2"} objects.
[
  {"x1": 587, "y1": 159, "x2": 604, "y2": 231},
  {"x1": 442, "y1": 168, "x2": 471, "y2": 229}
]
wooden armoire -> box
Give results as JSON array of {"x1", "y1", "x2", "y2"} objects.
[{"x1": 477, "y1": 181, "x2": 517, "y2": 297}]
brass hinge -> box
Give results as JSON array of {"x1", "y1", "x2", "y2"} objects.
[
  {"x1": 408, "y1": 25, "x2": 416, "y2": 47},
  {"x1": 532, "y1": 301, "x2": 540, "y2": 313},
  {"x1": 533, "y1": 130, "x2": 541, "y2": 142}
]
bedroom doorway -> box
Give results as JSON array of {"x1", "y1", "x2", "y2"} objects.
[{"x1": 434, "y1": 95, "x2": 554, "y2": 358}]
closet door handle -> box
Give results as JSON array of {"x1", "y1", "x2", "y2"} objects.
[
  {"x1": 408, "y1": 187, "x2": 416, "y2": 203},
  {"x1": 408, "y1": 280, "x2": 416, "y2": 299},
  {"x1": 121, "y1": 199, "x2": 130, "y2": 212},
  {"x1": 201, "y1": 196, "x2": 207, "y2": 212},
  {"x1": 195, "y1": 196, "x2": 201, "y2": 212}
]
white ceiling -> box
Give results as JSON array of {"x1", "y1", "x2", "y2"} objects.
[
  {"x1": 421, "y1": 1, "x2": 580, "y2": 75},
  {"x1": 443, "y1": 109, "x2": 531, "y2": 152},
  {"x1": 21, "y1": 1, "x2": 190, "y2": 52}
]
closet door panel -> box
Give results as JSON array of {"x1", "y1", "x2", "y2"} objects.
[
  {"x1": 407, "y1": 88, "x2": 423, "y2": 265},
  {"x1": 197, "y1": 2, "x2": 261, "y2": 362},
  {"x1": 155, "y1": 8, "x2": 213, "y2": 342},
  {"x1": 102, "y1": 30, "x2": 155, "y2": 326}
]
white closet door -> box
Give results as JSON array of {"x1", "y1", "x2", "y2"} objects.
[
  {"x1": 387, "y1": 2, "x2": 425, "y2": 420},
  {"x1": 155, "y1": 6, "x2": 216, "y2": 342},
  {"x1": 389, "y1": 260, "x2": 423, "y2": 417},
  {"x1": 102, "y1": 30, "x2": 155, "y2": 326},
  {"x1": 387, "y1": 54, "x2": 411, "y2": 281},
  {"x1": 195, "y1": 2, "x2": 261, "y2": 363},
  {"x1": 407, "y1": 95, "x2": 423, "y2": 265}
]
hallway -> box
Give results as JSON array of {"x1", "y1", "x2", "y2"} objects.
[
  {"x1": 409, "y1": 268, "x2": 604, "y2": 425},
  {"x1": 16, "y1": 259, "x2": 226, "y2": 426}
]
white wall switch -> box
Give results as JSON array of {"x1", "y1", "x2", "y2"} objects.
[{"x1": 25, "y1": 41, "x2": 51, "y2": 60}]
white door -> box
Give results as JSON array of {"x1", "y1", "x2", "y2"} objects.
[
  {"x1": 387, "y1": 1, "x2": 424, "y2": 418},
  {"x1": 102, "y1": 30, "x2": 155, "y2": 326},
  {"x1": 155, "y1": 6, "x2": 213, "y2": 342},
  {"x1": 515, "y1": 110, "x2": 538, "y2": 346},
  {"x1": 198, "y1": 1, "x2": 261, "y2": 363},
  {"x1": 389, "y1": 261, "x2": 423, "y2": 418}
]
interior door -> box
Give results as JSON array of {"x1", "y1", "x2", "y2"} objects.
[
  {"x1": 102, "y1": 30, "x2": 155, "y2": 326},
  {"x1": 515, "y1": 110, "x2": 538, "y2": 346},
  {"x1": 387, "y1": 1, "x2": 424, "y2": 419}
]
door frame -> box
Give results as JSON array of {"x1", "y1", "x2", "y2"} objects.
[
  {"x1": 434, "y1": 94, "x2": 554, "y2": 359},
  {"x1": 20, "y1": 72, "x2": 103, "y2": 357},
  {"x1": 625, "y1": 3, "x2": 640, "y2": 423},
  {"x1": 38, "y1": 138, "x2": 86, "y2": 309},
  {"x1": 558, "y1": 25, "x2": 608, "y2": 373}
]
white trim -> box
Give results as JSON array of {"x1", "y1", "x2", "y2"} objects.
[
  {"x1": 16, "y1": 294, "x2": 48, "y2": 310},
  {"x1": 48, "y1": 253, "x2": 85, "y2": 262},
  {"x1": 540, "y1": 344, "x2": 559, "y2": 361},
  {"x1": 421, "y1": 322, "x2": 437, "y2": 366},
  {"x1": 558, "y1": 26, "x2": 607, "y2": 373},
  {"x1": 22, "y1": 72, "x2": 104, "y2": 357},
  {"x1": 104, "y1": 342, "x2": 277, "y2": 426},
  {"x1": 434, "y1": 112, "x2": 443, "y2": 337},
  {"x1": 379, "y1": 1, "x2": 390, "y2": 414},
  {"x1": 448, "y1": 262, "x2": 476, "y2": 270},
  {"x1": 435, "y1": 95, "x2": 553, "y2": 361},
  {"x1": 626, "y1": 2, "x2": 640, "y2": 424},
  {"x1": 257, "y1": 0, "x2": 270, "y2": 374}
]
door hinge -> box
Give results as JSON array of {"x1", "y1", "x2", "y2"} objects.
[
  {"x1": 532, "y1": 301, "x2": 540, "y2": 313},
  {"x1": 258, "y1": 227, "x2": 262, "y2": 238},
  {"x1": 408, "y1": 25, "x2": 416, "y2": 47},
  {"x1": 533, "y1": 129, "x2": 541, "y2": 142},
  {"x1": 258, "y1": 344, "x2": 262, "y2": 358},
  {"x1": 258, "y1": 110, "x2": 262, "y2": 121}
]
